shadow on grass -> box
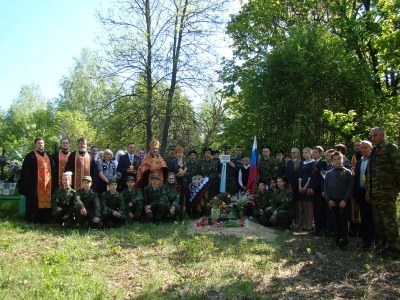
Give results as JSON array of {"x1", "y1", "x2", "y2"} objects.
[
  {"x1": 1, "y1": 217, "x2": 399, "y2": 299},
  {"x1": 254, "y1": 231, "x2": 400, "y2": 299}
]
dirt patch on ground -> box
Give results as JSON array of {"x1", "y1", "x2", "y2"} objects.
[{"x1": 187, "y1": 218, "x2": 278, "y2": 242}]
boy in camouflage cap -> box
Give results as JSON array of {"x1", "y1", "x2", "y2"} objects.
[
  {"x1": 121, "y1": 176, "x2": 143, "y2": 222},
  {"x1": 101, "y1": 178, "x2": 126, "y2": 227},
  {"x1": 75, "y1": 176, "x2": 102, "y2": 229},
  {"x1": 142, "y1": 174, "x2": 170, "y2": 223}
]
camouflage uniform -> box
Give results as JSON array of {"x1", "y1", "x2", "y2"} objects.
[
  {"x1": 275, "y1": 160, "x2": 286, "y2": 177},
  {"x1": 121, "y1": 188, "x2": 143, "y2": 222},
  {"x1": 75, "y1": 188, "x2": 102, "y2": 229},
  {"x1": 142, "y1": 185, "x2": 170, "y2": 221},
  {"x1": 164, "y1": 184, "x2": 181, "y2": 220},
  {"x1": 199, "y1": 158, "x2": 220, "y2": 198},
  {"x1": 367, "y1": 141, "x2": 400, "y2": 252},
  {"x1": 51, "y1": 187, "x2": 76, "y2": 227},
  {"x1": 253, "y1": 190, "x2": 270, "y2": 223},
  {"x1": 101, "y1": 190, "x2": 126, "y2": 227},
  {"x1": 187, "y1": 160, "x2": 200, "y2": 182},
  {"x1": 259, "y1": 157, "x2": 277, "y2": 183},
  {"x1": 263, "y1": 188, "x2": 294, "y2": 227}
]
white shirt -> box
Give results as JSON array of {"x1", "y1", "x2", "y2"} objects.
[{"x1": 238, "y1": 165, "x2": 250, "y2": 188}]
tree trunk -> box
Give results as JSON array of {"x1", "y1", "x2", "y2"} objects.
[
  {"x1": 160, "y1": 0, "x2": 189, "y2": 155},
  {"x1": 145, "y1": 0, "x2": 153, "y2": 149}
]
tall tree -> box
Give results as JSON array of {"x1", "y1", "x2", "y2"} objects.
[
  {"x1": 103, "y1": 79, "x2": 197, "y2": 151},
  {"x1": 196, "y1": 84, "x2": 227, "y2": 149},
  {"x1": 0, "y1": 84, "x2": 57, "y2": 155},
  {"x1": 223, "y1": 0, "x2": 400, "y2": 144},
  {"x1": 54, "y1": 111, "x2": 96, "y2": 149},
  {"x1": 222, "y1": 26, "x2": 374, "y2": 150},
  {"x1": 56, "y1": 48, "x2": 119, "y2": 143},
  {"x1": 97, "y1": 0, "x2": 231, "y2": 155}
]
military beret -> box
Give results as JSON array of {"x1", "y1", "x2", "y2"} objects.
[
  {"x1": 224, "y1": 145, "x2": 232, "y2": 150},
  {"x1": 275, "y1": 149, "x2": 284, "y2": 155},
  {"x1": 151, "y1": 174, "x2": 162, "y2": 180},
  {"x1": 108, "y1": 178, "x2": 117, "y2": 184},
  {"x1": 169, "y1": 144, "x2": 176, "y2": 150},
  {"x1": 82, "y1": 175, "x2": 92, "y2": 182},
  {"x1": 188, "y1": 150, "x2": 197, "y2": 155},
  {"x1": 203, "y1": 147, "x2": 213, "y2": 153},
  {"x1": 126, "y1": 176, "x2": 135, "y2": 182},
  {"x1": 262, "y1": 144, "x2": 272, "y2": 152}
]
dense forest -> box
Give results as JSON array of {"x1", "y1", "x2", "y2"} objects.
[{"x1": 1, "y1": 0, "x2": 399, "y2": 163}]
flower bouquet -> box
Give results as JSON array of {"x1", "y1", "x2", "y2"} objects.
[
  {"x1": 207, "y1": 193, "x2": 236, "y2": 225},
  {"x1": 8, "y1": 160, "x2": 22, "y2": 181}
]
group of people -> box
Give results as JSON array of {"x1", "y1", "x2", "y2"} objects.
[
  {"x1": 17, "y1": 138, "x2": 183, "y2": 227},
  {"x1": 252, "y1": 127, "x2": 399, "y2": 257},
  {"x1": 16, "y1": 127, "x2": 399, "y2": 257}
]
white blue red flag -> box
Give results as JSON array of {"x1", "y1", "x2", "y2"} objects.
[{"x1": 248, "y1": 136, "x2": 258, "y2": 195}]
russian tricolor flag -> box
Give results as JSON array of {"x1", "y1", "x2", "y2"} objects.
[{"x1": 248, "y1": 136, "x2": 258, "y2": 195}]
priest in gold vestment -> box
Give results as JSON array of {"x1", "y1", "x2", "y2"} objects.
[
  {"x1": 136, "y1": 139, "x2": 168, "y2": 189},
  {"x1": 18, "y1": 137, "x2": 54, "y2": 223},
  {"x1": 65, "y1": 137, "x2": 98, "y2": 191}
]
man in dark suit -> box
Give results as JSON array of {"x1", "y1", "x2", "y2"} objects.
[
  {"x1": 308, "y1": 146, "x2": 328, "y2": 235},
  {"x1": 354, "y1": 140, "x2": 375, "y2": 249},
  {"x1": 117, "y1": 142, "x2": 142, "y2": 189}
]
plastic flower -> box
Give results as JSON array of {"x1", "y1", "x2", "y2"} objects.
[
  {"x1": 8, "y1": 160, "x2": 22, "y2": 173},
  {"x1": 230, "y1": 191, "x2": 254, "y2": 211}
]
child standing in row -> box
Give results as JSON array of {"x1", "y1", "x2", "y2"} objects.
[{"x1": 324, "y1": 151, "x2": 353, "y2": 250}]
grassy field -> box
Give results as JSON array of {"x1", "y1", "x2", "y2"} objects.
[{"x1": 0, "y1": 202, "x2": 399, "y2": 299}]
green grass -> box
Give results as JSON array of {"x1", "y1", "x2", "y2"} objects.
[
  {"x1": 0, "y1": 202, "x2": 19, "y2": 218},
  {"x1": 0, "y1": 202, "x2": 399, "y2": 300}
]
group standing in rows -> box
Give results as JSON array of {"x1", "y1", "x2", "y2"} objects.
[{"x1": 16, "y1": 127, "x2": 399, "y2": 256}]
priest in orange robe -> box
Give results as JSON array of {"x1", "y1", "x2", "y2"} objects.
[
  {"x1": 65, "y1": 137, "x2": 98, "y2": 191},
  {"x1": 52, "y1": 138, "x2": 71, "y2": 190},
  {"x1": 18, "y1": 137, "x2": 54, "y2": 223},
  {"x1": 136, "y1": 139, "x2": 168, "y2": 189}
]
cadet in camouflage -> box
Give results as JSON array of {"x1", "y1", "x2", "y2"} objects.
[
  {"x1": 142, "y1": 174, "x2": 170, "y2": 222},
  {"x1": 258, "y1": 145, "x2": 278, "y2": 182},
  {"x1": 121, "y1": 176, "x2": 143, "y2": 222},
  {"x1": 101, "y1": 179, "x2": 126, "y2": 227},
  {"x1": 366, "y1": 127, "x2": 400, "y2": 257},
  {"x1": 75, "y1": 176, "x2": 102, "y2": 229},
  {"x1": 51, "y1": 172, "x2": 76, "y2": 228}
]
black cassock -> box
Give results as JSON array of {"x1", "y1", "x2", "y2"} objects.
[{"x1": 17, "y1": 150, "x2": 54, "y2": 223}]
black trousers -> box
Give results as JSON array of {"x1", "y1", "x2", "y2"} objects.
[
  {"x1": 357, "y1": 188, "x2": 375, "y2": 247},
  {"x1": 330, "y1": 201, "x2": 350, "y2": 246},
  {"x1": 313, "y1": 191, "x2": 328, "y2": 233}
]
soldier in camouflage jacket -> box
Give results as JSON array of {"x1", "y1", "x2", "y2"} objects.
[
  {"x1": 101, "y1": 179, "x2": 126, "y2": 227},
  {"x1": 75, "y1": 176, "x2": 102, "y2": 229},
  {"x1": 366, "y1": 127, "x2": 400, "y2": 257},
  {"x1": 51, "y1": 172, "x2": 76, "y2": 228},
  {"x1": 121, "y1": 176, "x2": 143, "y2": 222}
]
